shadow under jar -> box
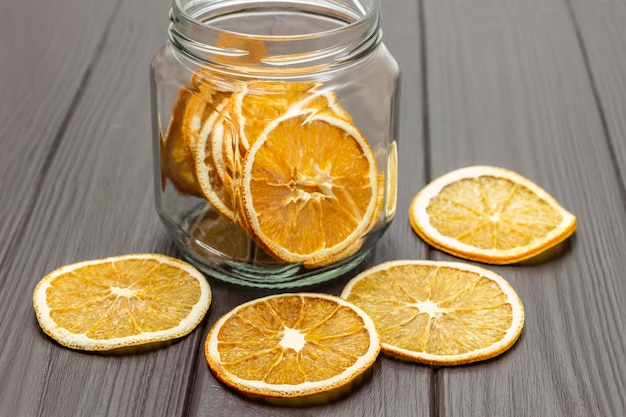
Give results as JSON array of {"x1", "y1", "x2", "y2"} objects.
[{"x1": 151, "y1": 0, "x2": 400, "y2": 288}]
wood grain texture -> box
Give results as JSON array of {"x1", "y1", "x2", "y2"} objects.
[
  {"x1": 567, "y1": 0, "x2": 626, "y2": 413},
  {"x1": 423, "y1": 0, "x2": 626, "y2": 415},
  {"x1": 570, "y1": 0, "x2": 626, "y2": 193},
  {"x1": 0, "y1": 0, "x2": 201, "y2": 415},
  {"x1": 0, "y1": 0, "x2": 119, "y2": 279},
  {"x1": 0, "y1": 0, "x2": 122, "y2": 415}
]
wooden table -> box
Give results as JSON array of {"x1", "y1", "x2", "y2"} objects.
[{"x1": 1, "y1": 0, "x2": 625, "y2": 415}]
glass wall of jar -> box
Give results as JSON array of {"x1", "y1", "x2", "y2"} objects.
[{"x1": 151, "y1": 0, "x2": 400, "y2": 287}]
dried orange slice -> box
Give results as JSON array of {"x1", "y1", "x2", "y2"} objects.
[
  {"x1": 32, "y1": 254, "x2": 211, "y2": 351},
  {"x1": 162, "y1": 87, "x2": 203, "y2": 197},
  {"x1": 194, "y1": 99, "x2": 240, "y2": 222},
  {"x1": 409, "y1": 166, "x2": 577, "y2": 264},
  {"x1": 385, "y1": 141, "x2": 398, "y2": 219},
  {"x1": 242, "y1": 110, "x2": 379, "y2": 265},
  {"x1": 205, "y1": 293, "x2": 380, "y2": 404},
  {"x1": 341, "y1": 260, "x2": 524, "y2": 365},
  {"x1": 233, "y1": 81, "x2": 349, "y2": 151},
  {"x1": 186, "y1": 206, "x2": 252, "y2": 261},
  {"x1": 181, "y1": 82, "x2": 231, "y2": 156},
  {"x1": 162, "y1": 78, "x2": 232, "y2": 198},
  {"x1": 212, "y1": 110, "x2": 239, "y2": 186}
]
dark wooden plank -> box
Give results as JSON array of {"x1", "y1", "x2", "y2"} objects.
[
  {"x1": 0, "y1": 0, "x2": 206, "y2": 415},
  {"x1": 566, "y1": 1, "x2": 626, "y2": 414},
  {"x1": 570, "y1": 0, "x2": 626, "y2": 192},
  {"x1": 185, "y1": 0, "x2": 433, "y2": 415},
  {"x1": 422, "y1": 0, "x2": 626, "y2": 415},
  {"x1": 0, "y1": 0, "x2": 122, "y2": 414},
  {"x1": 0, "y1": 0, "x2": 119, "y2": 269}
]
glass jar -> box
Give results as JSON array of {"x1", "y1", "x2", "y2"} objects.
[{"x1": 150, "y1": 0, "x2": 399, "y2": 288}]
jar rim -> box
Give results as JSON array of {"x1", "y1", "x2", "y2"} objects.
[
  {"x1": 172, "y1": 0, "x2": 380, "y2": 40},
  {"x1": 169, "y1": 0, "x2": 382, "y2": 71}
]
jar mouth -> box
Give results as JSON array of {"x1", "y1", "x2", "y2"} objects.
[{"x1": 169, "y1": 0, "x2": 381, "y2": 71}]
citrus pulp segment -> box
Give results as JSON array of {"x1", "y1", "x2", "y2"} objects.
[
  {"x1": 341, "y1": 260, "x2": 524, "y2": 365},
  {"x1": 205, "y1": 293, "x2": 380, "y2": 402},
  {"x1": 409, "y1": 166, "x2": 577, "y2": 264},
  {"x1": 32, "y1": 254, "x2": 211, "y2": 351},
  {"x1": 241, "y1": 110, "x2": 379, "y2": 265}
]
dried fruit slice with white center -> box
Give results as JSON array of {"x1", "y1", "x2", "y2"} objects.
[
  {"x1": 205, "y1": 293, "x2": 380, "y2": 404},
  {"x1": 33, "y1": 254, "x2": 211, "y2": 351},
  {"x1": 409, "y1": 166, "x2": 577, "y2": 264},
  {"x1": 242, "y1": 110, "x2": 379, "y2": 266},
  {"x1": 341, "y1": 260, "x2": 524, "y2": 365}
]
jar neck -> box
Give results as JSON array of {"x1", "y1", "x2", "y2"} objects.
[{"x1": 168, "y1": 0, "x2": 382, "y2": 74}]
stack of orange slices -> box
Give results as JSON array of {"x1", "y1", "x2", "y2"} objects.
[{"x1": 162, "y1": 72, "x2": 383, "y2": 268}]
